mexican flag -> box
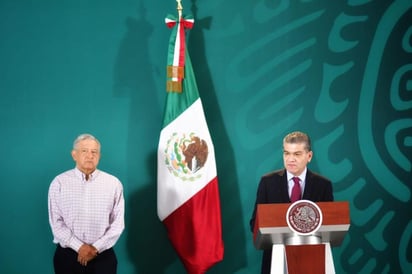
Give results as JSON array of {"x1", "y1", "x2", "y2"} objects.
[{"x1": 157, "y1": 13, "x2": 224, "y2": 274}]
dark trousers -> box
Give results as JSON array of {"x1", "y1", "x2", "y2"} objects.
[{"x1": 53, "y1": 245, "x2": 117, "y2": 274}]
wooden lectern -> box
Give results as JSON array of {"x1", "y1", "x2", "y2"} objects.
[{"x1": 253, "y1": 201, "x2": 350, "y2": 274}]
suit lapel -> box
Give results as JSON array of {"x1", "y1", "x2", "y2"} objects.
[
  {"x1": 279, "y1": 169, "x2": 290, "y2": 202},
  {"x1": 302, "y1": 169, "x2": 313, "y2": 200}
]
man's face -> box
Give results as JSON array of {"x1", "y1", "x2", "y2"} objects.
[
  {"x1": 71, "y1": 139, "x2": 101, "y2": 174},
  {"x1": 283, "y1": 142, "x2": 313, "y2": 176}
]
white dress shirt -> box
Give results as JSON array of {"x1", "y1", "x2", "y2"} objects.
[
  {"x1": 286, "y1": 168, "x2": 307, "y2": 198},
  {"x1": 48, "y1": 168, "x2": 125, "y2": 253}
]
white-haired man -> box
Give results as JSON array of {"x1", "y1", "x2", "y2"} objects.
[{"x1": 48, "y1": 133, "x2": 125, "y2": 274}]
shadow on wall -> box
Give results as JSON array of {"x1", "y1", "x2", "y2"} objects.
[
  {"x1": 188, "y1": 1, "x2": 248, "y2": 272},
  {"x1": 112, "y1": 3, "x2": 178, "y2": 273},
  {"x1": 126, "y1": 154, "x2": 178, "y2": 273}
]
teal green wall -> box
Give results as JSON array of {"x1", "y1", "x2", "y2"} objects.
[{"x1": 1, "y1": 0, "x2": 411, "y2": 273}]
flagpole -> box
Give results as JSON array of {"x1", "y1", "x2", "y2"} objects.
[{"x1": 176, "y1": 0, "x2": 183, "y2": 19}]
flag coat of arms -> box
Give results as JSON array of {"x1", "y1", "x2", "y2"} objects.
[{"x1": 157, "y1": 12, "x2": 224, "y2": 274}]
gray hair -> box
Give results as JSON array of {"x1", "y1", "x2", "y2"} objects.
[
  {"x1": 73, "y1": 133, "x2": 101, "y2": 150},
  {"x1": 283, "y1": 131, "x2": 311, "y2": 152}
]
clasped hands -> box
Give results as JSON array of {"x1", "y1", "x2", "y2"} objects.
[{"x1": 78, "y1": 244, "x2": 98, "y2": 266}]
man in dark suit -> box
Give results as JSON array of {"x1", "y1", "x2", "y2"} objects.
[{"x1": 249, "y1": 131, "x2": 334, "y2": 274}]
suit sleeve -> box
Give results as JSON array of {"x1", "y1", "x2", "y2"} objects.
[
  {"x1": 249, "y1": 178, "x2": 267, "y2": 232},
  {"x1": 323, "y1": 178, "x2": 334, "y2": 201}
]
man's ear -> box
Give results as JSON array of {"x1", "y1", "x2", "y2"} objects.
[
  {"x1": 71, "y1": 149, "x2": 77, "y2": 161},
  {"x1": 308, "y1": 151, "x2": 313, "y2": 163}
]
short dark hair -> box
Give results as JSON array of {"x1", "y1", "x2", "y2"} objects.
[{"x1": 283, "y1": 131, "x2": 311, "y2": 151}]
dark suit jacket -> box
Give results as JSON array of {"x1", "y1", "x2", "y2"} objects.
[{"x1": 249, "y1": 168, "x2": 334, "y2": 274}]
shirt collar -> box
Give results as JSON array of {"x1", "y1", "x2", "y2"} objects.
[
  {"x1": 75, "y1": 168, "x2": 98, "y2": 182},
  {"x1": 286, "y1": 167, "x2": 307, "y2": 182}
]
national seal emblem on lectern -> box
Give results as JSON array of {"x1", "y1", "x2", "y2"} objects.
[{"x1": 286, "y1": 200, "x2": 323, "y2": 235}]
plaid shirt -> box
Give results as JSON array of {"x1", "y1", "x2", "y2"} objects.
[{"x1": 48, "y1": 168, "x2": 124, "y2": 253}]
